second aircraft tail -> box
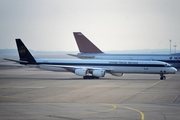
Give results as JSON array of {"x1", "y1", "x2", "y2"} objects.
[{"x1": 73, "y1": 32, "x2": 103, "y2": 53}]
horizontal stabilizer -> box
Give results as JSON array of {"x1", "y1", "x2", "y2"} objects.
[
  {"x1": 67, "y1": 54, "x2": 95, "y2": 59},
  {"x1": 4, "y1": 58, "x2": 28, "y2": 63}
]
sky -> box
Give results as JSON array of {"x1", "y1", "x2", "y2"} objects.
[{"x1": 0, "y1": 0, "x2": 180, "y2": 52}]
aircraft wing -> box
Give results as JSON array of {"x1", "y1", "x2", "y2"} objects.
[
  {"x1": 44, "y1": 64, "x2": 112, "y2": 72},
  {"x1": 45, "y1": 65, "x2": 124, "y2": 77}
]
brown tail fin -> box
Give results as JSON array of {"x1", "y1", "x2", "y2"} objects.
[{"x1": 73, "y1": 32, "x2": 103, "y2": 53}]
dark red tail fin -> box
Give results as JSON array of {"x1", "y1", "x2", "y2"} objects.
[{"x1": 73, "y1": 32, "x2": 103, "y2": 53}]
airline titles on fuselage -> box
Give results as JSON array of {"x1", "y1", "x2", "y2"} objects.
[{"x1": 109, "y1": 61, "x2": 138, "y2": 64}]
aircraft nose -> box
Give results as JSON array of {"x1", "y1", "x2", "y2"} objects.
[{"x1": 173, "y1": 67, "x2": 177, "y2": 73}]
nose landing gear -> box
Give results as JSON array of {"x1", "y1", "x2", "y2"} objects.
[{"x1": 160, "y1": 74, "x2": 166, "y2": 80}]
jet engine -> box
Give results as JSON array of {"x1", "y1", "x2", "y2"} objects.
[
  {"x1": 92, "y1": 70, "x2": 105, "y2": 77},
  {"x1": 74, "y1": 68, "x2": 87, "y2": 76},
  {"x1": 110, "y1": 73, "x2": 124, "y2": 77}
]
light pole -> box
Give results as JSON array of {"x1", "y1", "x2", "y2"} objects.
[
  {"x1": 174, "y1": 44, "x2": 177, "y2": 53},
  {"x1": 169, "y1": 39, "x2": 172, "y2": 54}
]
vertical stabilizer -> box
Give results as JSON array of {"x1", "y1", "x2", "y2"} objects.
[
  {"x1": 16, "y1": 39, "x2": 36, "y2": 64},
  {"x1": 73, "y1": 32, "x2": 103, "y2": 53}
]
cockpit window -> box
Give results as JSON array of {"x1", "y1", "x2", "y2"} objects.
[{"x1": 165, "y1": 63, "x2": 171, "y2": 67}]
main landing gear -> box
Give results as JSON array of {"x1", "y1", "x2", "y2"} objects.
[
  {"x1": 160, "y1": 74, "x2": 166, "y2": 80},
  {"x1": 83, "y1": 76, "x2": 99, "y2": 79}
]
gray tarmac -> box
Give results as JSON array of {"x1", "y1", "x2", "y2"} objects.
[{"x1": 0, "y1": 67, "x2": 180, "y2": 120}]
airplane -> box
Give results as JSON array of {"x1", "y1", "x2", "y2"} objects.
[
  {"x1": 69, "y1": 32, "x2": 180, "y2": 68},
  {"x1": 4, "y1": 39, "x2": 177, "y2": 80}
]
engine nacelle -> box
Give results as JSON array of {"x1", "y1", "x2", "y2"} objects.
[
  {"x1": 110, "y1": 73, "x2": 124, "y2": 77},
  {"x1": 74, "y1": 68, "x2": 87, "y2": 76},
  {"x1": 92, "y1": 70, "x2": 106, "y2": 77}
]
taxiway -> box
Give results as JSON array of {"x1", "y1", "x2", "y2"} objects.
[{"x1": 0, "y1": 67, "x2": 180, "y2": 120}]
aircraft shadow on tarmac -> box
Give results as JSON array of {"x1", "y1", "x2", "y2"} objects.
[{"x1": 3, "y1": 76, "x2": 166, "y2": 81}]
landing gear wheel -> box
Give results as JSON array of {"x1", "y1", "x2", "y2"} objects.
[
  {"x1": 160, "y1": 75, "x2": 166, "y2": 80},
  {"x1": 83, "y1": 76, "x2": 99, "y2": 79}
]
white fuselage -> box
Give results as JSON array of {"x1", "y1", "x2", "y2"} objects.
[
  {"x1": 27, "y1": 59, "x2": 177, "y2": 75},
  {"x1": 76, "y1": 53, "x2": 180, "y2": 68}
]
